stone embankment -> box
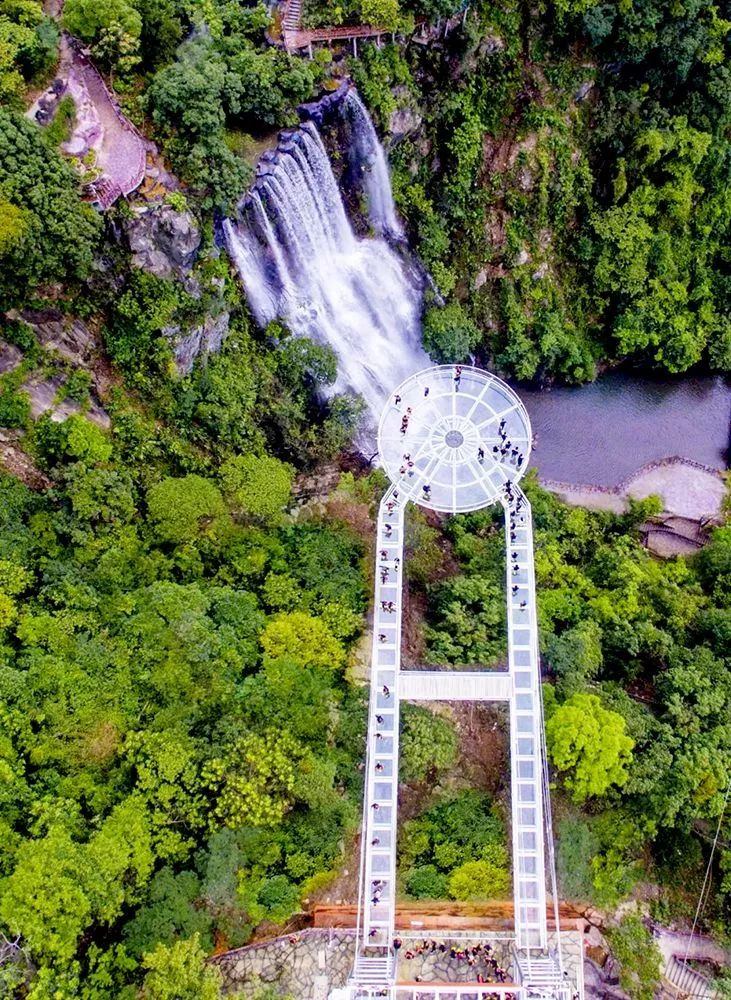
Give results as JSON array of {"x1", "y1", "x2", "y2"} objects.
[
  {"x1": 212, "y1": 929, "x2": 355, "y2": 999},
  {"x1": 543, "y1": 455, "x2": 726, "y2": 533},
  {"x1": 212, "y1": 925, "x2": 587, "y2": 997}
]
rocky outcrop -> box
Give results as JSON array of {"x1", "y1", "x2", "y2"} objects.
[
  {"x1": 125, "y1": 203, "x2": 201, "y2": 281},
  {"x1": 10, "y1": 309, "x2": 98, "y2": 367},
  {"x1": 0, "y1": 343, "x2": 23, "y2": 374},
  {"x1": 298, "y1": 79, "x2": 352, "y2": 126},
  {"x1": 21, "y1": 373, "x2": 110, "y2": 428},
  {"x1": 387, "y1": 86, "x2": 423, "y2": 145},
  {"x1": 388, "y1": 105, "x2": 422, "y2": 143},
  {"x1": 164, "y1": 311, "x2": 230, "y2": 375},
  {"x1": 0, "y1": 429, "x2": 52, "y2": 491}
]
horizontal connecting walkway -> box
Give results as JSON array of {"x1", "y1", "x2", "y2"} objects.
[{"x1": 398, "y1": 671, "x2": 511, "y2": 701}]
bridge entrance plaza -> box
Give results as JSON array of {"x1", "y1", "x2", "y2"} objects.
[{"x1": 331, "y1": 366, "x2": 582, "y2": 1000}]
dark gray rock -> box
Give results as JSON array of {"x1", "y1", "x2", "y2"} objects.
[
  {"x1": 0, "y1": 342, "x2": 23, "y2": 374},
  {"x1": 125, "y1": 203, "x2": 201, "y2": 280},
  {"x1": 388, "y1": 87, "x2": 423, "y2": 143},
  {"x1": 165, "y1": 311, "x2": 230, "y2": 375},
  {"x1": 575, "y1": 80, "x2": 595, "y2": 102}
]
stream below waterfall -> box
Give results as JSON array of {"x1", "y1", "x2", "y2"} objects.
[{"x1": 517, "y1": 372, "x2": 730, "y2": 487}]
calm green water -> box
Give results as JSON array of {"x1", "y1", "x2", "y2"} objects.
[{"x1": 517, "y1": 372, "x2": 731, "y2": 487}]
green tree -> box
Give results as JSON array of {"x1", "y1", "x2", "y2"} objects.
[
  {"x1": 0, "y1": 825, "x2": 91, "y2": 963},
  {"x1": 544, "y1": 620, "x2": 603, "y2": 699},
  {"x1": 546, "y1": 693, "x2": 634, "y2": 802},
  {"x1": 0, "y1": 109, "x2": 101, "y2": 309},
  {"x1": 422, "y1": 301, "x2": 481, "y2": 364},
  {"x1": 123, "y1": 868, "x2": 212, "y2": 958},
  {"x1": 400, "y1": 704, "x2": 458, "y2": 782},
  {"x1": 220, "y1": 453, "x2": 294, "y2": 523},
  {"x1": 85, "y1": 797, "x2": 156, "y2": 925},
  {"x1": 360, "y1": 0, "x2": 400, "y2": 29},
  {"x1": 404, "y1": 864, "x2": 449, "y2": 899},
  {"x1": 64, "y1": 0, "x2": 141, "y2": 75},
  {"x1": 140, "y1": 934, "x2": 222, "y2": 1000},
  {"x1": 605, "y1": 914, "x2": 662, "y2": 1000},
  {"x1": 260, "y1": 612, "x2": 347, "y2": 673},
  {"x1": 202, "y1": 731, "x2": 300, "y2": 830},
  {"x1": 591, "y1": 118, "x2": 725, "y2": 373},
  {"x1": 447, "y1": 847, "x2": 510, "y2": 901},
  {"x1": 145, "y1": 36, "x2": 250, "y2": 210},
  {"x1": 556, "y1": 816, "x2": 599, "y2": 902},
  {"x1": 426, "y1": 575, "x2": 505, "y2": 665},
  {"x1": 146, "y1": 475, "x2": 227, "y2": 544}
]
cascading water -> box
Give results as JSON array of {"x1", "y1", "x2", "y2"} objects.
[
  {"x1": 223, "y1": 95, "x2": 428, "y2": 432},
  {"x1": 342, "y1": 89, "x2": 403, "y2": 239}
]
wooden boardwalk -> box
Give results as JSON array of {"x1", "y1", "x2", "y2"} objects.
[{"x1": 284, "y1": 21, "x2": 395, "y2": 53}]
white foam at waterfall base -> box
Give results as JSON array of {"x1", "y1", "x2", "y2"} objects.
[{"x1": 223, "y1": 110, "x2": 428, "y2": 438}]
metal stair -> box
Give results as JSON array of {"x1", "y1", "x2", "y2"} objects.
[
  {"x1": 352, "y1": 953, "x2": 394, "y2": 987},
  {"x1": 516, "y1": 953, "x2": 570, "y2": 1000},
  {"x1": 282, "y1": 0, "x2": 302, "y2": 31},
  {"x1": 665, "y1": 957, "x2": 719, "y2": 999}
]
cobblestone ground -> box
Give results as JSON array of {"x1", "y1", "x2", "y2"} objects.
[
  {"x1": 213, "y1": 929, "x2": 586, "y2": 998},
  {"x1": 213, "y1": 929, "x2": 356, "y2": 999},
  {"x1": 395, "y1": 939, "x2": 513, "y2": 983}
]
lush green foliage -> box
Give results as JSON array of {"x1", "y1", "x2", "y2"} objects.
[
  {"x1": 359, "y1": 0, "x2": 730, "y2": 380},
  {"x1": 64, "y1": 0, "x2": 142, "y2": 77},
  {"x1": 220, "y1": 453, "x2": 295, "y2": 524},
  {"x1": 0, "y1": 109, "x2": 102, "y2": 309},
  {"x1": 146, "y1": 28, "x2": 321, "y2": 209},
  {"x1": 545, "y1": 691, "x2": 634, "y2": 802},
  {"x1": 400, "y1": 790, "x2": 510, "y2": 900},
  {"x1": 399, "y1": 703, "x2": 458, "y2": 782},
  {"x1": 605, "y1": 915, "x2": 662, "y2": 1000},
  {"x1": 0, "y1": 0, "x2": 58, "y2": 104},
  {"x1": 421, "y1": 474, "x2": 731, "y2": 915},
  {"x1": 0, "y1": 388, "x2": 369, "y2": 994},
  {"x1": 422, "y1": 301, "x2": 481, "y2": 364}
]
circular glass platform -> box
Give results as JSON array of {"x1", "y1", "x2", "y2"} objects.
[{"x1": 377, "y1": 365, "x2": 532, "y2": 513}]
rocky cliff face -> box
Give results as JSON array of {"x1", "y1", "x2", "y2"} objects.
[
  {"x1": 121, "y1": 203, "x2": 232, "y2": 373},
  {"x1": 125, "y1": 203, "x2": 201, "y2": 281},
  {"x1": 164, "y1": 311, "x2": 230, "y2": 375}
]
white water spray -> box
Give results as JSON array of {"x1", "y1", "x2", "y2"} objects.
[{"x1": 223, "y1": 103, "x2": 427, "y2": 429}]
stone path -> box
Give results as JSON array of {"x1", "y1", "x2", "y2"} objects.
[{"x1": 212, "y1": 929, "x2": 356, "y2": 998}]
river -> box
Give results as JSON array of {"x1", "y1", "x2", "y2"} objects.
[{"x1": 517, "y1": 372, "x2": 731, "y2": 487}]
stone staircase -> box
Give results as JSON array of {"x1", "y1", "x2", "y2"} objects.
[
  {"x1": 283, "y1": 0, "x2": 302, "y2": 32},
  {"x1": 665, "y1": 957, "x2": 719, "y2": 999}
]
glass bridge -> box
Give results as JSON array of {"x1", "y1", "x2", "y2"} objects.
[{"x1": 332, "y1": 367, "x2": 580, "y2": 1000}]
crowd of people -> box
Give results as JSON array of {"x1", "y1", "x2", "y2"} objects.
[{"x1": 391, "y1": 937, "x2": 517, "y2": 989}]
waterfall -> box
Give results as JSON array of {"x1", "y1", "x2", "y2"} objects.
[
  {"x1": 342, "y1": 89, "x2": 403, "y2": 239},
  {"x1": 223, "y1": 103, "x2": 427, "y2": 432}
]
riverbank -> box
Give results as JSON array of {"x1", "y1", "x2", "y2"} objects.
[{"x1": 542, "y1": 456, "x2": 727, "y2": 523}]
